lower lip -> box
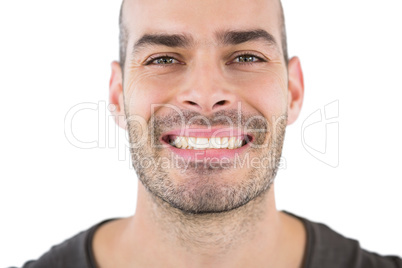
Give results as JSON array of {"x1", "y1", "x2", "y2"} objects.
[{"x1": 162, "y1": 142, "x2": 250, "y2": 161}]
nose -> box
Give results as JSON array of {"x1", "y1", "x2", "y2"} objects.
[{"x1": 175, "y1": 60, "x2": 237, "y2": 114}]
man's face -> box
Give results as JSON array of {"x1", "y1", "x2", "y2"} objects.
[{"x1": 113, "y1": 0, "x2": 302, "y2": 214}]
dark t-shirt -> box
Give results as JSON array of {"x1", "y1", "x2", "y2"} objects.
[{"x1": 13, "y1": 213, "x2": 402, "y2": 268}]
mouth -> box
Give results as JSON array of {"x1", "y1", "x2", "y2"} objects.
[
  {"x1": 160, "y1": 128, "x2": 253, "y2": 155},
  {"x1": 164, "y1": 135, "x2": 250, "y2": 150}
]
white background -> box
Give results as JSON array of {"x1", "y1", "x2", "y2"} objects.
[{"x1": 1, "y1": 1, "x2": 401, "y2": 267}]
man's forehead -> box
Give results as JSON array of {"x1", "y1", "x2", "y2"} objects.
[{"x1": 121, "y1": 0, "x2": 282, "y2": 41}]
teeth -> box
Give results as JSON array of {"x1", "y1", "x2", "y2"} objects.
[
  {"x1": 196, "y1": 138, "x2": 209, "y2": 149},
  {"x1": 228, "y1": 137, "x2": 235, "y2": 149},
  {"x1": 188, "y1": 137, "x2": 197, "y2": 148},
  {"x1": 238, "y1": 139, "x2": 243, "y2": 147},
  {"x1": 221, "y1": 137, "x2": 229, "y2": 149},
  {"x1": 209, "y1": 137, "x2": 221, "y2": 149},
  {"x1": 181, "y1": 137, "x2": 188, "y2": 149},
  {"x1": 171, "y1": 136, "x2": 245, "y2": 150},
  {"x1": 173, "y1": 137, "x2": 182, "y2": 148}
]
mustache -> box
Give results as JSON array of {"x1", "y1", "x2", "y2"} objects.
[{"x1": 151, "y1": 109, "x2": 254, "y2": 127}]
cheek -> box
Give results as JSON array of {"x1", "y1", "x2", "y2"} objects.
[
  {"x1": 124, "y1": 70, "x2": 184, "y2": 119},
  {"x1": 230, "y1": 68, "x2": 288, "y2": 119}
]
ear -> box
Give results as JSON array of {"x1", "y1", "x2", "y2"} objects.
[
  {"x1": 109, "y1": 61, "x2": 126, "y2": 129},
  {"x1": 287, "y1": 57, "x2": 304, "y2": 125}
]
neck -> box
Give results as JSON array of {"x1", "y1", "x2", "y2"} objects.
[
  {"x1": 123, "y1": 183, "x2": 300, "y2": 267},
  {"x1": 93, "y1": 182, "x2": 306, "y2": 267},
  {"x1": 149, "y1": 185, "x2": 275, "y2": 254}
]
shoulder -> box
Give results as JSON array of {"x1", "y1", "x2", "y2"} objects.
[
  {"x1": 289, "y1": 212, "x2": 402, "y2": 268},
  {"x1": 17, "y1": 219, "x2": 116, "y2": 268}
]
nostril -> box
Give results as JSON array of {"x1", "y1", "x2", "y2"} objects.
[
  {"x1": 185, "y1": 101, "x2": 198, "y2": 106},
  {"x1": 213, "y1": 100, "x2": 227, "y2": 109},
  {"x1": 184, "y1": 101, "x2": 199, "y2": 107}
]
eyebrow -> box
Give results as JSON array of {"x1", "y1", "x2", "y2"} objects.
[
  {"x1": 132, "y1": 29, "x2": 277, "y2": 56},
  {"x1": 216, "y1": 29, "x2": 277, "y2": 47},
  {"x1": 133, "y1": 34, "x2": 193, "y2": 54}
]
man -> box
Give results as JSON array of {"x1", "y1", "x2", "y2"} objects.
[{"x1": 16, "y1": 0, "x2": 401, "y2": 267}]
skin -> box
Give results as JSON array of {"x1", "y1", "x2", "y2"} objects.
[{"x1": 94, "y1": 0, "x2": 305, "y2": 267}]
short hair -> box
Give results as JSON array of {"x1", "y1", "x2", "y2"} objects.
[
  {"x1": 118, "y1": 0, "x2": 288, "y2": 72},
  {"x1": 119, "y1": 3, "x2": 128, "y2": 72}
]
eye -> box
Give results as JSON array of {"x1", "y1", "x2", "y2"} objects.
[
  {"x1": 145, "y1": 56, "x2": 181, "y2": 65},
  {"x1": 228, "y1": 53, "x2": 268, "y2": 65}
]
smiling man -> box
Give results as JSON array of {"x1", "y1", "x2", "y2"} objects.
[{"x1": 16, "y1": 0, "x2": 402, "y2": 268}]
